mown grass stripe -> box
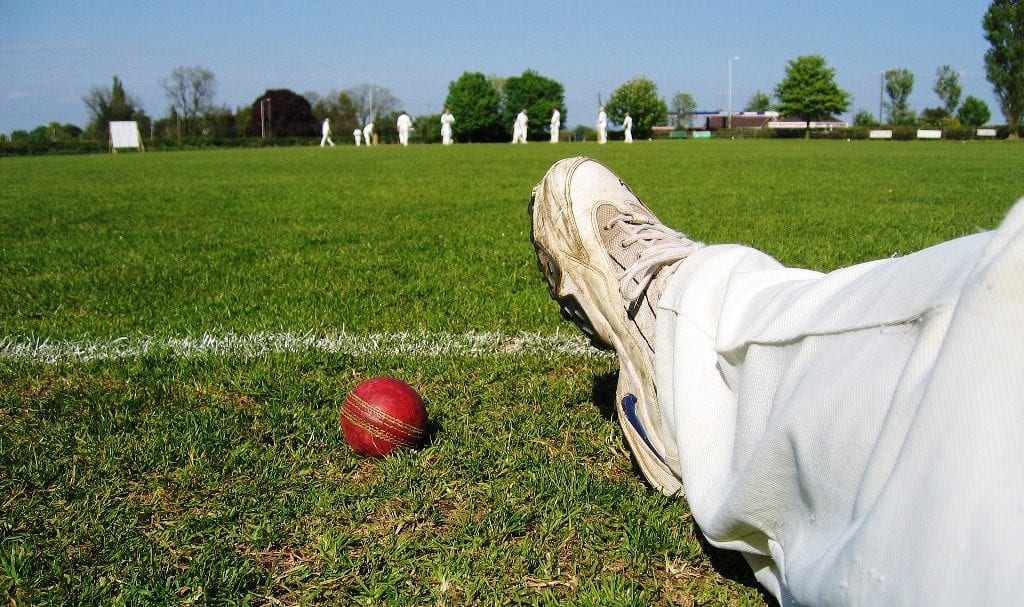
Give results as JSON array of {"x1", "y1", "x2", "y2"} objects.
[{"x1": 0, "y1": 331, "x2": 611, "y2": 363}]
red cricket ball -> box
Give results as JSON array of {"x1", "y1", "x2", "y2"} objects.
[{"x1": 340, "y1": 376, "x2": 428, "y2": 457}]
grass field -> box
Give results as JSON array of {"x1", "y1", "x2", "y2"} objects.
[{"x1": 2, "y1": 140, "x2": 1021, "y2": 605}]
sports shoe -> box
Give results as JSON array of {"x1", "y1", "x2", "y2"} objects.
[{"x1": 530, "y1": 157, "x2": 702, "y2": 495}]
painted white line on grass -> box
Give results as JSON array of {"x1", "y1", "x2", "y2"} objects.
[{"x1": 0, "y1": 331, "x2": 612, "y2": 364}]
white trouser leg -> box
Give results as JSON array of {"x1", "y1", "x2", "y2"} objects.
[{"x1": 655, "y1": 199, "x2": 1024, "y2": 604}]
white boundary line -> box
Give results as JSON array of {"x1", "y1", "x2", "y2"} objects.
[{"x1": 0, "y1": 331, "x2": 612, "y2": 364}]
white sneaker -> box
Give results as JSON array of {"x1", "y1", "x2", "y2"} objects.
[{"x1": 530, "y1": 157, "x2": 702, "y2": 495}]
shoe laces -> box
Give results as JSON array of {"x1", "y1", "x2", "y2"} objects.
[{"x1": 606, "y1": 211, "x2": 700, "y2": 305}]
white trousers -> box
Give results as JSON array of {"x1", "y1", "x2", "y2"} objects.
[{"x1": 655, "y1": 199, "x2": 1024, "y2": 605}]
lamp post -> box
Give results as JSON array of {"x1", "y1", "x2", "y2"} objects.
[
  {"x1": 879, "y1": 72, "x2": 884, "y2": 123},
  {"x1": 368, "y1": 87, "x2": 379, "y2": 123},
  {"x1": 728, "y1": 56, "x2": 740, "y2": 129}
]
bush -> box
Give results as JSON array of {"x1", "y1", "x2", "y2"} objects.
[
  {"x1": 886, "y1": 126, "x2": 917, "y2": 140},
  {"x1": 0, "y1": 140, "x2": 108, "y2": 156},
  {"x1": 809, "y1": 127, "x2": 870, "y2": 140},
  {"x1": 571, "y1": 125, "x2": 595, "y2": 142},
  {"x1": 712, "y1": 127, "x2": 779, "y2": 139},
  {"x1": 0, "y1": 135, "x2": 341, "y2": 156},
  {"x1": 943, "y1": 128, "x2": 976, "y2": 141},
  {"x1": 768, "y1": 128, "x2": 805, "y2": 139}
]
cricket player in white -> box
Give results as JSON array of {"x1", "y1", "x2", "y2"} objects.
[
  {"x1": 441, "y1": 109, "x2": 454, "y2": 145},
  {"x1": 623, "y1": 113, "x2": 633, "y2": 143},
  {"x1": 530, "y1": 156, "x2": 1024, "y2": 606},
  {"x1": 397, "y1": 112, "x2": 413, "y2": 146},
  {"x1": 320, "y1": 118, "x2": 334, "y2": 147},
  {"x1": 512, "y1": 109, "x2": 528, "y2": 144},
  {"x1": 362, "y1": 122, "x2": 374, "y2": 147},
  {"x1": 550, "y1": 108, "x2": 561, "y2": 143},
  {"x1": 353, "y1": 129, "x2": 362, "y2": 146},
  {"x1": 596, "y1": 106, "x2": 608, "y2": 144}
]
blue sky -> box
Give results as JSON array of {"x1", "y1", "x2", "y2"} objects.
[{"x1": 0, "y1": 0, "x2": 1002, "y2": 134}]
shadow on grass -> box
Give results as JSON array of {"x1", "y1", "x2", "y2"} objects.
[
  {"x1": 697, "y1": 534, "x2": 779, "y2": 607},
  {"x1": 423, "y1": 405, "x2": 445, "y2": 449},
  {"x1": 590, "y1": 370, "x2": 619, "y2": 421},
  {"x1": 591, "y1": 370, "x2": 776, "y2": 606}
]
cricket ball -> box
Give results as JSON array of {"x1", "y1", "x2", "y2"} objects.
[{"x1": 341, "y1": 376, "x2": 428, "y2": 457}]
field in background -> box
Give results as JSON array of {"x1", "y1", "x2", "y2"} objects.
[{"x1": 2, "y1": 141, "x2": 1021, "y2": 605}]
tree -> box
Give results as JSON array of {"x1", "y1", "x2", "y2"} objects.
[
  {"x1": 501, "y1": 69, "x2": 565, "y2": 140},
  {"x1": 302, "y1": 91, "x2": 321, "y2": 107},
  {"x1": 312, "y1": 90, "x2": 360, "y2": 140},
  {"x1": 883, "y1": 68, "x2": 916, "y2": 124},
  {"x1": 23, "y1": 122, "x2": 84, "y2": 142},
  {"x1": 671, "y1": 92, "x2": 697, "y2": 127},
  {"x1": 203, "y1": 105, "x2": 237, "y2": 138},
  {"x1": 919, "y1": 107, "x2": 957, "y2": 128},
  {"x1": 152, "y1": 110, "x2": 175, "y2": 140},
  {"x1": 958, "y1": 95, "x2": 992, "y2": 127},
  {"x1": 934, "y1": 65, "x2": 962, "y2": 114},
  {"x1": 444, "y1": 72, "x2": 503, "y2": 142},
  {"x1": 372, "y1": 110, "x2": 402, "y2": 144},
  {"x1": 82, "y1": 75, "x2": 143, "y2": 140},
  {"x1": 774, "y1": 55, "x2": 850, "y2": 135},
  {"x1": 606, "y1": 77, "x2": 667, "y2": 138},
  {"x1": 60, "y1": 123, "x2": 83, "y2": 140},
  {"x1": 414, "y1": 113, "x2": 441, "y2": 144},
  {"x1": 983, "y1": 0, "x2": 1024, "y2": 137},
  {"x1": 571, "y1": 124, "x2": 594, "y2": 141},
  {"x1": 234, "y1": 105, "x2": 252, "y2": 137},
  {"x1": 28, "y1": 125, "x2": 53, "y2": 143},
  {"x1": 488, "y1": 75, "x2": 507, "y2": 100},
  {"x1": 854, "y1": 109, "x2": 880, "y2": 127},
  {"x1": 162, "y1": 65, "x2": 217, "y2": 136},
  {"x1": 745, "y1": 90, "x2": 773, "y2": 112},
  {"x1": 346, "y1": 84, "x2": 399, "y2": 126},
  {"x1": 244, "y1": 89, "x2": 317, "y2": 137}
]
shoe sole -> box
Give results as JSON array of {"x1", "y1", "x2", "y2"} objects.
[
  {"x1": 528, "y1": 195, "x2": 613, "y2": 352},
  {"x1": 529, "y1": 180, "x2": 683, "y2": 496}
]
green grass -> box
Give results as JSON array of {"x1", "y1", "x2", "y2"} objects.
[{"x1": 1, "y1": 140, "x2": 1022, "y2": 605}]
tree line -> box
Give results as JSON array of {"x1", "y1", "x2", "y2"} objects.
[
  {"x1": 3, "y1": 66, "x2": 671, "y2": 146},
  {"x1": 725, "y1": 60, "x2": 993, "y2": 130},
  {"x1": 4, "y1": 0, "x2": 1023, "y2": 145}
]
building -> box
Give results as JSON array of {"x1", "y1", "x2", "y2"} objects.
[{"x1": 660, "y1": 110, "x2": 847, "y2": 134}]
